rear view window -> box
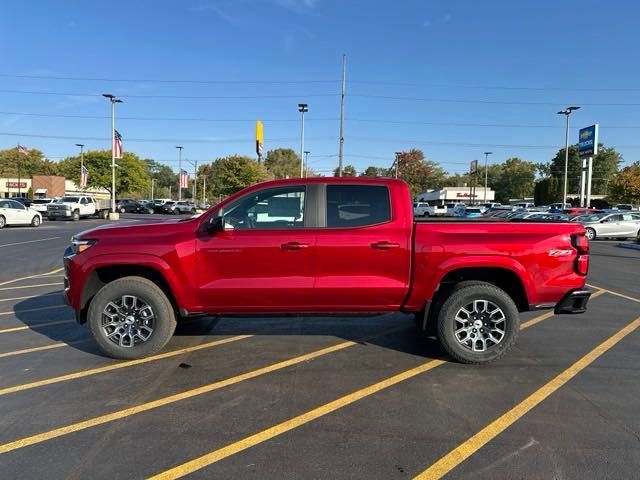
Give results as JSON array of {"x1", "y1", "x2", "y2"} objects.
[{"x1": 326, "y1": 185, "x2": 391, "y2": 227}]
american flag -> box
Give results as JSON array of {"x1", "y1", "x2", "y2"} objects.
[
  {"x1": 179, "y1": 169, "x2": 190, "y2": 189},
  {"x1": 113, "y1": 129, "x2": 123, "y2": 159},
  {"x1": 80, "y1": 165, "x2": 89, "y2": 188},
  {"x1": 17, "y1": 144, "x2": 31, "y2": 155}
]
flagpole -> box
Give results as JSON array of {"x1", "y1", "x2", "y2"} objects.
[
  {"x1": 176, "y1": 146, "x2": 183, "y2": 202},
  {"x1": 16, "y1": 144, "x2": 21, "y2": 198},
  {"x1": 102, "y1": 94, "x2": 122, "y2": 217},
  {"x1": 75, "y1": 144, "x2": 85, "y2": 191}
]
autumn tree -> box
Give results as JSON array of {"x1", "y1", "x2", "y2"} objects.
[
  {"x1": 394, "y1": 149, "x2": 447, "y2": 197},
  {"x1": 205, "y1": 155, "x2": 272, "y2": 197},
  {"x1": 0, "y1": 147, "x2": 58, "y2": 177},
  {"x1": 608, "y1": 162, "x2": 640, "y2": 205}
]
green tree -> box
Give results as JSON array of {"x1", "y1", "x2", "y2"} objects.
[
  {"x1": 144, "y1": 158, "x2": 177, "y2": 193},
  {"x1": 490, "y1": 158, "x2": 536, "y2": 203},
  {"x1": 394, "y1": 149, "x2": 447, "y2": 197},
  {"x1": 333, "y1": 164, "x2": 357, "y2": 177},
  {"x1": 360, "y1": 166, "x2": 388, "y2": 177},
  {"x1": 56, "y1": 150, "x2": 150, "y2": 196},
  {"x1": 441, "y1": 173, "x2": 468, "y2": 187},
  {"x1": 0, "y1": 147, "x2": 58, "y2": 176},
  {"x1": 545, "y1": 144, "x2": 622, "y2": 195},
  {"x1": 206, "y1": 155, "x2": 272, "y2": 197},
  {"x1": 264, "y1": 148, "x2": 301, "y2": 179},
  {"x1": 608, "y1": 162, "x2": 640, "y2": 205},
  {"x1": 534, "y1": 177, "x2": 563, "y2": 205}
]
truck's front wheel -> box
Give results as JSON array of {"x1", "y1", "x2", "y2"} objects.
[
  {"x1": 437, "y1": 283, "x2": 519, "y2": 364},
  {"x1": 87, "y1": 276, "x2": 176, "y2": 359},
  {"x1": 72, "y1": 210, "x2": 80, "y2": 221}
]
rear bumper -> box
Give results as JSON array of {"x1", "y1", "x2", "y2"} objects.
[{"x1": 554, "y1": 289, "x2": 592, "y2": 314}]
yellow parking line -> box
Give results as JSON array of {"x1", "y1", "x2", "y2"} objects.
[
  {"x1": 519, "y1": 289, "x2": 606, "y2": 330},
  {"x1": 587, "y1": 283, "x2": 640, "y2": 304},
  {"x1": 0, "y1": 305, "x2": 68, "y2": 316},
  {"x1": 413, "y1": 314, "x2": 640, "y2": 480},
  {"x1": 0, "y1": 292, "x2": 60, "y2": 303},
  {"x1": 0, "y1": 334, "x2": 252, "y2": 397},
  {"x1": 0, "y1": 282, "x2": 63, "y2": 292},
  {"x1": 0, "y1": 326, "x2": 408, "y2": 454},
  {"x1": 146, "y1": 294, "x2": 611, "y2": 479},
  {"x1": 149, "y1": 358, "x2": 448, "y2": 480},
  {"x1": 0, "y1": 268, "x2": 64, "y2": 287},
  {"x1": 0, "y1": 320, "x2": 74, "y2": 334},
  {"x1": 0, "y1": 339, "x2": 92, "y2": 358}
]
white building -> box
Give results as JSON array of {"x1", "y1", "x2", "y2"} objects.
[{"x1": 416, "y1": 187, "x2": 495, "y2": 206}]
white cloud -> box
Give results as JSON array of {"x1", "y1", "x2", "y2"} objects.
[
  {"x1": 188, "y1": 2, "x2": 240, "y2": 25},
  {"x1": 422, "y1": 13, "x2": 452, "y2": 28},
  {"x1": 274, "y1": 0, "x2": 319, "y2": 13}
]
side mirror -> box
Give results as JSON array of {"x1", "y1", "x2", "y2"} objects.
[{"x1": 207, "y1": 215, "x2": 224, "y2": 234}]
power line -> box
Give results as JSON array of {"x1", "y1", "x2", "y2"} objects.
[
  {"x1": 350, "y1": 94, "x2": 640, "y2": 107},
  {"x1": 349, "y1": 80, "x2": 640, "y2": 92},
  {"x1": 0, "y1": 89, "x2": 339, "y2": 100}
]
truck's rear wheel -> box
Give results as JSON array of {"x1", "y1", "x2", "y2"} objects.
[
  {"x1": 437, "y1": 283, "x2": 519, "y2": 364},
  {"x1": 87, "y1": 276, "x2": 176, "y2": 359},
  {"x1": 101, "y1": 210, "x2": 109, "y2": 219}
]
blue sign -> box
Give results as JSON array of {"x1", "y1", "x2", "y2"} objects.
[{"x1": 578, "y1": 124, "x2": 598, "y2": 157}]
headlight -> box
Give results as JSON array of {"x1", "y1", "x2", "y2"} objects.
[{"x1": 70, "y1": 236, "x2": 97, "y2": 254}]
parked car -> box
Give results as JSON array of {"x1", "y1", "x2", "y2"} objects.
[
  {"x1": 162, "y1": 201, "x2": 177, "y2": 214},
  {"x1": 116, "y1": 199, "x2": 140, "y2": 213},
  {"x1": 10, "y1": 196, "x2": 32, "y2": 208},
  {"x1": 461, "y1": 207, "x2": 484, "y2": 218},
  {"x1": 577, "y1": 212, "x2": 640, "y2": 240},
  {"x1": 136, "y1": 200, "x2": 156, "y2": 214},
  {"x1": 0, "y1": 199, "x2": 42, "y2": 228},
  {"x1": 29, "y1": 198, "x2": 56, "y2": 217},
  {"x1": 47, "y1": 195, "x2": 111, "y2": 220},
  {"x1": 614, "y1": 204, "x2": 635, "y2": 211},
  {"x1": 445, "y1": 203, "x2": 464, "y2": 217},
  {"x1": 164, "y1": 201, "x2": 196, "y2": 214},
  {"x1": 413, "y1": 202, "x2": 446, "y2": 217},
  {"x1": 64, "y1": 178, "x2": 591, "y2": 362}
]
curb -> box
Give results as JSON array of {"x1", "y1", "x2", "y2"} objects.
[{"x1": 617, "y1": 242, "x2": 640, "y2": 251}]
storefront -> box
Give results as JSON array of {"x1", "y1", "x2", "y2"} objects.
[
  {"x1": 1, "y1": 178, "x2": 31, "y2": 198},
  {"x1": 416, "y1": 187, "x2": 495, "y2": 206}
]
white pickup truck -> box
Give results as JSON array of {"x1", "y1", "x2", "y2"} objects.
[
  {"x1": 47, "y1": 195, "x2": 111, "y2": 221},
  {"x1": 413, "y1": 202, "x2": 447, "y2": 217}
]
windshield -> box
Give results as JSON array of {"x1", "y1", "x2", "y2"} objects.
[
  {"x1": 32, "y1": 199, "x2": 51, "y2": 204},
  {"x1": 58, "y1": 197, "x2": 80, "y2": 203}
]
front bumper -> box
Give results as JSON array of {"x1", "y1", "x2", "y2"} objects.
[{"x1": 554, "y1": 289, "x2": 592, "y2": 314}]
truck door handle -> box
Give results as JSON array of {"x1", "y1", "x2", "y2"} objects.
[
  {"x1": 370, "y1": 241, "x2": 400, "y2": 250},
  {"x1": 281, "y1": 241, "x2": 309, "y2": 251}
]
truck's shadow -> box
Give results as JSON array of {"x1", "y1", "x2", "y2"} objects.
[{"x1": 13, "y1": 295, "x2": 444, "y2": 360}]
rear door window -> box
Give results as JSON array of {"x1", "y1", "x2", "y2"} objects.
[{"x1": 326, "y1": 185, "x2": 391, "y2": 228}]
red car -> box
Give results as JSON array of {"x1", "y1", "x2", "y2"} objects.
[{"x1": 64, "y1": 178, "x2": 590, "y2": 364}]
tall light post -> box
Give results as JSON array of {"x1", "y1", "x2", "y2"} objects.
[
  {"x1": 303, "y1": 151, "x2": 310, "y2": 178},
  {"x1": 298, "y1": 103, "x2": 308, "y2": 177},
  {"x1": 483, "y1": 151, "x2": 492, "y2": 202},
  {"x1": 176, "y1": 146, "x2": 183, "y2": 201},
  {"x1": 75, "y1": 143, "x2": 85, "y2": 191},
  {"x1": 102, "y1": 94, "x2": 123, "y2": 216},
  {"x1": 394, "y1": 152, "x2": 401, "y2": 179},
  {"x1": 557, "y1": 106, "x2": 580, "y2": 205}
]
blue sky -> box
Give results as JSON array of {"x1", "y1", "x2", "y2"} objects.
[{"x1": 1, "y1": 0, "x2": 639, "y2": 176}]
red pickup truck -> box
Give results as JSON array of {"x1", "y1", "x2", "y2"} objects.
[{"x1": 63, "y1": 178, "x2": 591, "y2": 364}]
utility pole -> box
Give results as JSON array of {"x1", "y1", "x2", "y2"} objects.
[
  {"x1": 557, "y1": 106, "x2": 580, "y2": 204},
  {"x1": 16, "y1": 147, "x2": 21, "y2": 197},
  {"x1": 176, "y1": 146, "x2": 183, "y2": 201},
  {"x1": 102, "y1": 94, "x2": 123, "y2": 217},
  {"x1": 202, "y1": 175, "x2": 206, "y2": 204},
  {"x1": 75, "y1": 143, "x2": 85, "y2": 190},
  {"x1": 394, "y1": 152, "x2": 401, "y2": 179},
  {"x1": 151, "y1": 178, "x2": 155, "y2": 200},
  {"x1": 338, "y1": 54, "x2": 346, "y2": 177},
  {"x1": 298, "y1": 104, "x2": 308, "y2": 178},
  {"x1": 303, "y1": 151, "x2": 310, "y2": 178},
  {"x1": 483, "y1": 151, "x2": 492, "y2": 202}
]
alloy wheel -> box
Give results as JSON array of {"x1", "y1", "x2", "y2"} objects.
[
  {"x1": 453, "y1": 299, "x2": 506, "y2": 352},
  {"x1": 102, "y1": 295, "x2": 155, "y2": 348}
]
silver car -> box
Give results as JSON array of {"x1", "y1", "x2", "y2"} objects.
[{"x1": 579, "y1": 212, "x2": 640, "y2": 240}]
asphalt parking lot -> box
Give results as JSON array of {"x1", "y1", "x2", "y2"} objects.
[{"x1": 0, "y1": 216, "x2": 639, "y2": 479}]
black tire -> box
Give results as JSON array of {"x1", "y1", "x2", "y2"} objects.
[
  {"x1": 191, "y1": 208, "x2": 196, "y2": 214},
  {"x1": 437, "y1": 283, "x2": 519, "y2": 364},
  {"x1": 31, "y1": 216, "x2": 41, "y2": 227},
  {"x1": 585, "y1": 227, "x2": 596, "y2": 241},
  {"x1": 49, "y1": 217, "x2": 57, "y2": 221},
  {"x1": 0, "y1": 215, "x2": 5, "y2": 229},
  {"x1": 616, "y1": 237, "x2": 627, "y2": 241},
  {"x1": 72, "y1": 210, "x2": 80, "y2": 221},
  {"x1": 88, "y1": 276, "x2": 177, "y2": 359},
  {"x1": 423, "y1": 212, "x2": 430, "y2": 217},
  {"x1": 102, "y1": 210, "x2": 109, "y2": 220}
]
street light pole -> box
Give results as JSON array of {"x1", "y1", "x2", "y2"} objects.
[
  {"x1": 303, "y1": 151, "x2": 310, "y2": 178},
  {"x1": 394, "y1": 152, "x2": 401, "y2": 179},
  {"x1": 102, "y1": 94, "x2": 123, "y2": 216},
  {"x1": 176, "y1": 146, "x2": 183, "y2": 201},
  {"x1": 298, "y1": 103, "x2": 308, "y2": 178},
  {"x1": 75, "y1": 143, "x2": 85, "y2": 190},
  {"x1": 483, "y1": 151, "x2": 492, "y2": 203},
  {"x1": 557, "y1": 106, "x2": 580, "y2": 205}
]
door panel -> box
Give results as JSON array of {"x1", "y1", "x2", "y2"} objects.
[{"x1": 314, "y1": 184, "x2": 411, "y2": 310}]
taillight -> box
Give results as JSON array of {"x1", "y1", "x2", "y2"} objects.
[{"x1": 571, "y1": 233, "x2": 589, "y2": 275}]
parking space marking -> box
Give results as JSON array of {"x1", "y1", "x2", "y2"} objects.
[
  {"x1": 0, "y1": 292, "x2": 60, "y2": 303},
  {"x1": 149, "y1": 357, "x2": 448, "y2": 480},
  {"x1": 0, "y1": 320, "x2": 74, "y2": 334},
  {"x1": 413, "y1": 314, "x2": 640, "y2": 480},
  {"x1": 0, "y1": 334, "x2": 252, "y2": 397},
  {"x1": 0, "y1": 237, "x2": 61, "y2": 248},
  {"x1": 0, "y1": 283, "x2": 63, "y2": 292},
  {"x1": 0, "y1": 268, "x2": 64, "y2": 287},
  {"x1": 0, "y1": 339, "x2": 92, "y2": 358},
  {"x1": 587, "y1": 283, "x2": 640, "y2": 304},
  {"x1": 0, "y1": 304, "x2": 67, "y2": 316},
  {"x1": 519, "y1": 289, "x2": 606, "y2": 329},
  {"x1": 0, "y1": 326, "x2": 408, "y2": 454}
]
